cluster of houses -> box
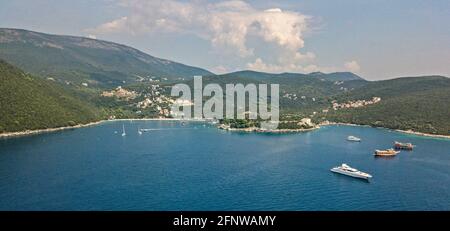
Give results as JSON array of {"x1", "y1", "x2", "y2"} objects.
[
  {"x1": 297, "y1": 118, "x2": 315, "y2": 128},
  {"x1": 283, "y1": 93, "x2": 299, "y2": 100},
  {"x1": 135, "y1": 84, "x2": 176, "y2": 117},
  {"x1": 331, "y1": 97, "x2": 381, "y2": 110},
  {"x1": 282, "y1": 93, "x2": 311, "y2": 101},
  {"x1": 101, "y1": 84, "x2": 178, "y2": 117},
  {"x1": 101, "y1": 86, "x2": 138, "y2": 100},
  {"x1": 135, "y1": 75, "x2": 169, "y2": 83}
]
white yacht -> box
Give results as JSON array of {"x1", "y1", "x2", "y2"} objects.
[
  {"x1": 331, "y1": 163, "x2": 372, "y2": 180},
  {"x1": 347, "y1": 135, "x2": 361, "y2": 142}
]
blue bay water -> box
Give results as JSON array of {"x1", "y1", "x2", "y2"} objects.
[{"x1": 0, "y1": 121, "x2": 449, "y2": 211}]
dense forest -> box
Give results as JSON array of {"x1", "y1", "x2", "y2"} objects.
[
  {"x1": 0, "y1": 28, "x2": 212, "y2": 87},
  {"x1": 0, "y1": 60, "x2": 101, "y2": 133},
  {"x1": 323, "y1": 81, "x2": 450, "y2": 135}
]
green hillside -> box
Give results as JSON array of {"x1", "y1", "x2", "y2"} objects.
[
  {"x1": 0, "y1": 28, "x2": 213, "y2": 87},
  {"x1": 1, "y1": 28, "x2": 448, "y2": 136},
  {"x1": 207, "y1": 71, "x2": 367, "y2": 115},
  {"x1": 324, "y1": 76, "x2": 450, "y2": 135},
  {"x1": 0, "y1": 60, "x2": 101, "y2": 133}
]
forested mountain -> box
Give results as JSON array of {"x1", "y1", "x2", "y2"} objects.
[
  {"x1": 0, "y1": 59, "x2": 101, "y2": 133},
  {"x1": 222, "y1": 70, "x2": 364, "y2": 81},
  {"x1": 0, "y1": 28, "x2": 213, "y2": 87},
  {"x1": 324, "y1": 76, "x2": 450, "y2": 135},
  {"x1": 1, "y1": 28, "x2": 449, "y2": 136}
]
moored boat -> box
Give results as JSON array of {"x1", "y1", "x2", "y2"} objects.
[
  {"x1": 394, "y1": 141, "x2": 414, "y2": 150},
  {"x1": 121, "y1": 124, "x2": 126, "y2": 137},
  {"x1": 374, "y1": 148, "x2": 400, "y2": 156},
  {"x1": 347, "y1": 135, "x2": 361, "y2": 142},
  {"x1": 330, "y1": 163, "x2": 372, "y2": 180}
]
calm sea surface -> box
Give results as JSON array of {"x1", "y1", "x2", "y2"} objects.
[{"x1": 0, "y1": 121, "x2": 449, "y2": 210}]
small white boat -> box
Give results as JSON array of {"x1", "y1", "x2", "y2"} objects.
[
  {"x1": 331, "y1": 163, "x2": 372, "y2": 180},
  {"x1": 347, "y1": 135, "x2": 361, "y2": 142},
  {"x1": 138, "y1": 128, "x2": 142, "y2": 135},
  {"x1": 121, "y1": 124, "x2": 126, "y2": 136}
]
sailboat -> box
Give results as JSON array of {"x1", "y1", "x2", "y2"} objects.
[{"x1": 121, "y1": 124, "x2": 126, "y2": 136}]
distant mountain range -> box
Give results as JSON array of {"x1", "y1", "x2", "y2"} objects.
[
  {"x1": 0, "y1": 28, "x2": 449, "y2": 135},
  {"x1": 0, "y1": 28, "x2": 365, "y2": 88},
  {"x1": 217, "y1": 70, "x2": 364, "y2": 82},
  {"x1": 0, "y1": 28, "x2": 213, "y2": 87}
]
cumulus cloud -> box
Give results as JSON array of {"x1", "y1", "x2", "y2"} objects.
[
  {"x1": 88, "y1": 1, "x2": 314, "y2": 68},
  {"x1": 246, "y1": 58, "x2": 319, "y2": 73},
  {"x1": 88, "y1": 0, "x2": 360, "y2": 74},
  {"x1": 92, "y1": 16, "x2": 129, "y2": 34},
  {"x1": 212, "y1": 65, "x2": 229, "y2": 74},
  {"x1": 344, "y1": 60, "x2": 361, "y2": 73}
]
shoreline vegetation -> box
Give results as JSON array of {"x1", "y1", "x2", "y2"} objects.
[
  {"x1": 320, "y1": 122, "x2": 450, "y2": 139},
  {"x1": 218, "y1": 125, "x2": 320, "y2": 133},
  {"x1": 1, "y1": 118, "x2": 449, "y2": 139}
]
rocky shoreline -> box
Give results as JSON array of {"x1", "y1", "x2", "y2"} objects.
[
  {"x1": 320, "y1": 122, "x2": 450, "y2": 139},
  {"x1": 220, "y1": 121, "x2": 450, "y2": 139},
  {"x1": 394, "y1": 129, "x2": 450, "y2": 139},
  {"x1": 219, "y1": 126, "x2": 320, "y2": 133},
  {"x1": 0, "y1": 121, "x2": 105, "y2": 138}
]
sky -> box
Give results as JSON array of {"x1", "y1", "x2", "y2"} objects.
[{"x1": 0, "y1": 0, "x2": 449, "y2": 80}]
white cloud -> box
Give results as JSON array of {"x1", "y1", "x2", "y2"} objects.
[
  {"x1": 212, "y1": 65, "x2": 229, "y2": 74},
  {"x1": 88, "y1": 0, "x2": 361, "y2": 74},
  {"x1": 88, "y1": 1, "x2": 314, "y2": 67},
  {"x1": 344, "y1": 60, "x2": 361, "y2": 73},
  {"x1": 92, "y1": 16, "x2": 129, "y2": 34},
  {"x1": 246, "y1": 58, "x2": 320, "y2": 73}
]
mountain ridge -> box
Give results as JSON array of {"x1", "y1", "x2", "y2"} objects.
[
  {"x1": 0, "y1": 28, "x2": 214, "y2": 87},
  {"x1": 1, "y1": 28, "x2": 449, "y2": 135},
  {"x1": 220, "y1": 70, "x2": 364, "y2": 81}
]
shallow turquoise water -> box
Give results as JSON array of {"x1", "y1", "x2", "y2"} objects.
[{"x1": 0, "y1": 121, "x2": 449, "y2": 210}]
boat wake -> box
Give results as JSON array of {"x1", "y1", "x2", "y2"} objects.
[{"x1": 140, "y1": 128, "x2": 199, "y2": 131}]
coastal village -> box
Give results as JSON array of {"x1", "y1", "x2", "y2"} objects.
[
  {"x1": 101, "y1": 84, "x2": 179, "y2": 118},
  {"x1": 100, "y1": 83, "x2": 382, "y2": 133},
  {"x1": 331, "y1": 97, "x2": 381, "y2": 110}
]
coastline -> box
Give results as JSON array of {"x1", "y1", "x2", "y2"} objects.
[
  {"x1": 319, "y1": 122, "x2": 450, "y2": 139},
  {"x1": 1, "y1": 118, "x2": 449, "y2": 139},
  {"x1": 219, "y1": 126, "x2": 320, "y2": 133},
  {"x1": 0, "y1": 120, "x2": 106, "y2": 138},
  {"x1": 0, "y1": 117, "x2": 203, "y2": 138},
  {"x1": 394, "y1": 129, "x2": 450, "y2": 139}
]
